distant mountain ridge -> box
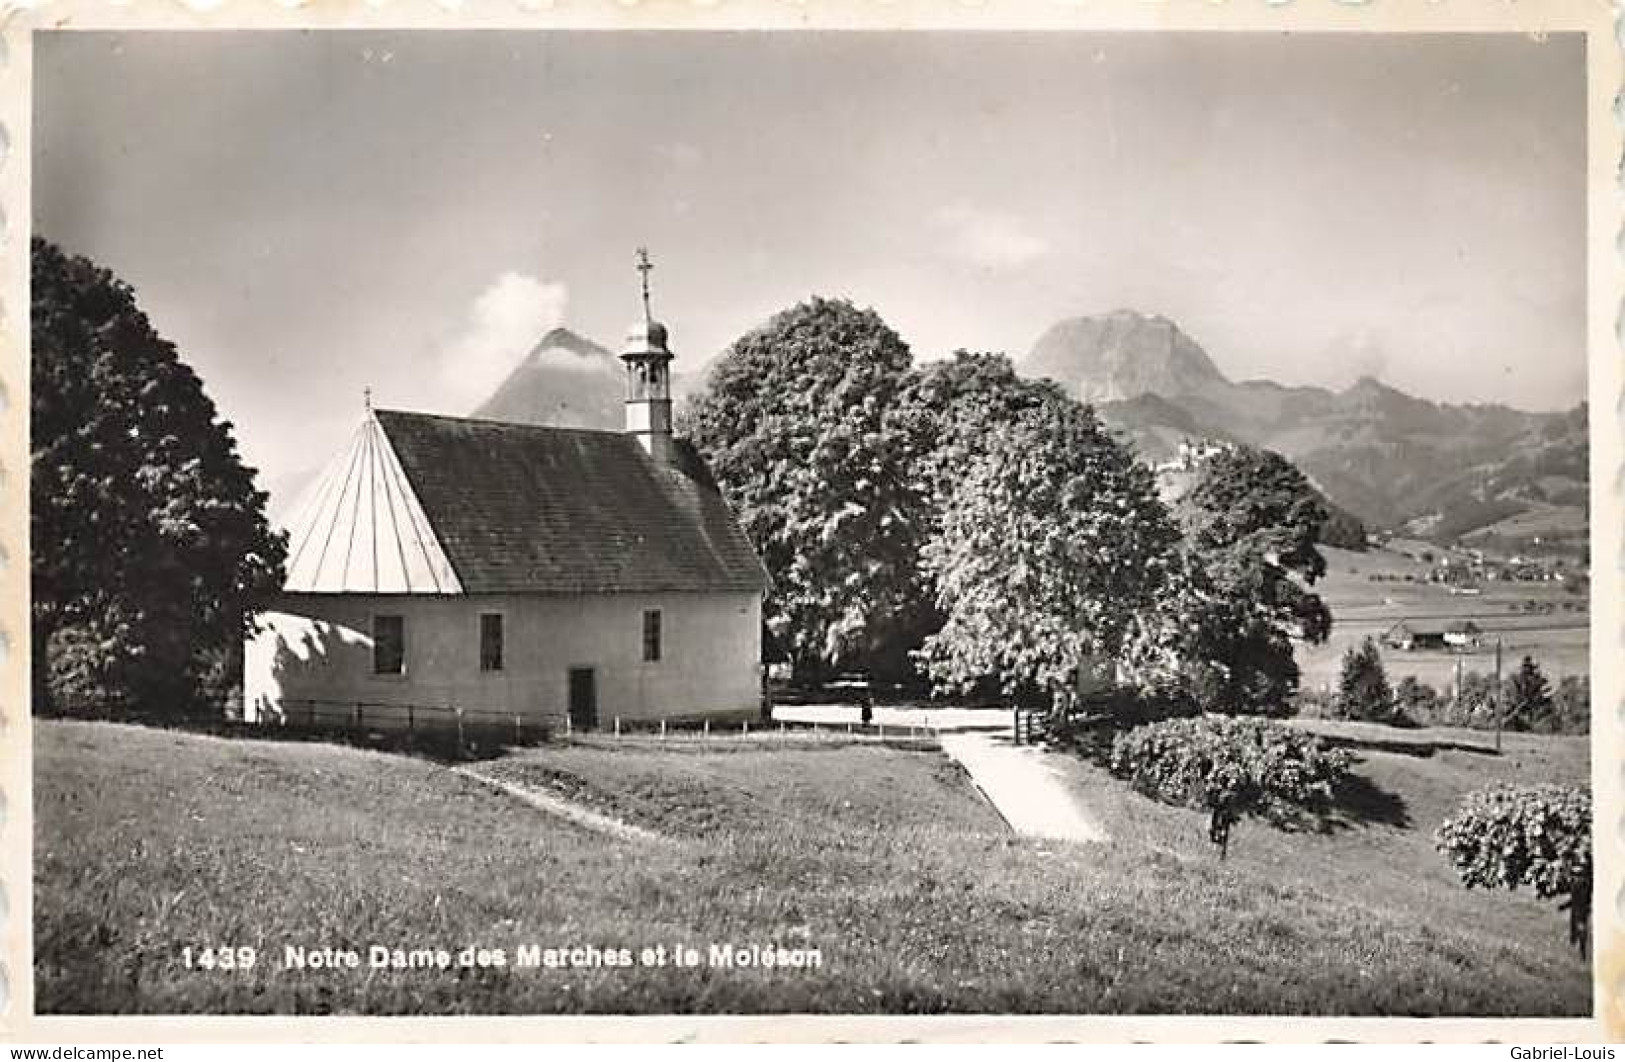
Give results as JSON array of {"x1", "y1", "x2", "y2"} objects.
[
  {"x1": 1025, "y1": 310, "x2": 1586, "y2": 542},
  {"x1": 463, "y1": 312, "x2": 1585, "y2": 548}
]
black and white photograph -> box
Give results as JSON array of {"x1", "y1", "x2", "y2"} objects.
[{"x1": 19, "y1": 19, "x2": 1611, "y2": 1029}]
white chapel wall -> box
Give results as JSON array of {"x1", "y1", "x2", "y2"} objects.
[{"x1": 243, "y1": 590, "x2": 762, "y2": 728}]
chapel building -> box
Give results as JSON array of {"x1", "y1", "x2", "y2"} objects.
[{"x1": 243, "y1": 256, "x2": 767, "y2": 730}]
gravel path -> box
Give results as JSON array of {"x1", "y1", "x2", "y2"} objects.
[{"x1": 452, "y1": 766, "x2": 674, "y2": 845}]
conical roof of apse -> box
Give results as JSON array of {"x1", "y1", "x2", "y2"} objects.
[{"x1": 278, "y1": 411, "x2": 464, "y2": 594}]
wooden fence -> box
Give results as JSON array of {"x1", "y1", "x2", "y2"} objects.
[
  {"x1": 1012, "y1": 707, "x2": 1049, "y2": 746},
  {"x1": 256, "y1": 697, "x2": 942, "y2": 752}
]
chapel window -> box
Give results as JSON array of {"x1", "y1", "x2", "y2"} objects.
[
  {"x1": 642, "y1": 609, "x2": 662, "y2": 663},
  {"x1": 373, "y1": 615, "x2": 405, "y2": 675},
  {"x1": 480, "y1": 613, "x2": 504, "y2": 672}
]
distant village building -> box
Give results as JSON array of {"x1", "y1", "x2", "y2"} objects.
[
  {"x1": 1154, "y1": 436, "x2": 1229, "y2": 475},
  {"x1": 244, "y1": 252, "x2": 768, "y2": 730},
  {"x1": 1381, "y1": 619, "x2": 1482, "y2": 652},
  {"x1": 1152, "y1": 436, "x2": 1233, "y2": 505}
]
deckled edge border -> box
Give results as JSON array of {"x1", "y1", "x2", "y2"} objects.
[{"x1": 0, "y1": 0, "x2": 1617, "y2": 1044}]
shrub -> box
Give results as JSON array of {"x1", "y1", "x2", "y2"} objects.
[
  {"x1": 1422, "y1": 671, "x2": 1504, "y2": 730},
  {"x1": 1393, "y1": 676, "x2": 1440, "y2": 727},
  {"x1": 1435, "y1": 784, "x2": 1592, "y2": 953},
  {"x1": 1109, "y1": 715, "x2": 1352, "y2": 857},
  {"x1": 1091, "y1": 684, "x2": 1200, "y2": 731},
  {"x1": 1293, "y1": 687, "x2": 1336, "y2": 719},
  {"x1": 1553, "y1": 675, "x2": 1589, "y2": 735},
  {"x1": 43, "y1": 623, "x2": 130, "y2": 718}
]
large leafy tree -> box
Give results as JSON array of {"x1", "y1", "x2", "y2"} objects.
[
  {"x1": 681, "y1": 297, "x2": 921, "y2": 683},
  {"x1": 884, "y1": 352, "x2": 1068, "y2": 682},
  {"x1": 31, "y1": 237, "x2": 286, "y2": 717},
  {"x1": 1131, "y1": 445, "x2": 1333, "y2": 715},
  {"x1": 893, "y1": 350, "x2": 1065, "y2": 512},
  {"x1": 915, "y1": 391, "x2": 1177, "y2": 704}
]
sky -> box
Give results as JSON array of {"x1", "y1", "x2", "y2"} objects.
[{"x1": 33, "y1": 30, "x2": 1588, "y2": 492}]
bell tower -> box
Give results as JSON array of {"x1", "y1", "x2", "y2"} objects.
[{"x1": 621, "y1": 247, "x2": 675, "y2": 463}]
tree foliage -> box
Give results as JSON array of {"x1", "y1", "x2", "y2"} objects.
[
  {"x1": 1319, "y1": 499, "x2": 1368, "y2": 551},
  {"x1": 1130, "y1": 445, "x2": 1333, "y2": 715},
  {"x1": 1504, "y1": 655, "x2": 1554, "y2": 733},
  {"x1": 1109, "y1": 715, "x2": 1351, "y2": 857},
  {"x1": 893, "y1": 350, "x2": 1064, "y2": 515},
  {"x1": 882, "y1": 352, "x2": 1070, "y2": 686},
  {"x1": 1452, "y1": 671, "x2": 1504, "y2": 729},
  {"x1": 1393, "y1": 675, "x2": 1441, "y2": 724},
  {"x1": 1435, "y1": 784, "x2": 1592, "y2": 953},
  {"x1": 31, "y1": 237, "x2": 286, "y2": 717},
  {"x1": 1334, "y1": 636, "x2": 1394, "y2": 722},
  {"x1": 1552, "y1": 675, "x2": 1590, "y2": 735},
  {"x1": 1179, "y1": 444, "x2": 1333, "y2": 630},
  {"x1": 914, "y1": 392, "x2": 1177, "y2": 702},
  {"x1": 680, "y1": 297, "x2": 921, "y2": 682}
]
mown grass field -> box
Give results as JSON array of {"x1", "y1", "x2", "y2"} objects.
[
  {"x1": 35, "y1": 719, "x2": 1590, "y2": 1016},
  {"x1": 1302, "y1": 546, "x2": 1589, "y2": 692}
]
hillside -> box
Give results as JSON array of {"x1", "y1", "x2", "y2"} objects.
[
  {"x1": 1033, "y1": 311, "x2": 1586, "y2": 540},
  {"x1": 36, "y1": 720, "x2": 1588, "y2": 1015}
]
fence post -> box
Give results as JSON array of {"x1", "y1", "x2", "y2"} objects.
[
  {"x1": 703, "y1": 719, "x2": 710, "y2": 738},
  {"x1": 565, "y1": 712, "x2": 572, "y2": 737},
  {"x1": 455, "y1": 706, "x2": 465, "y2": 756},
  {"x1": 407, "y1": 704, "x2": 415, "y2": 736},
  {"x1": 742, "y1": 719, "x2": 749, "y2": 738},
  {"x1": 615, "y1": 716, "x2": 621, "y2": 737},
  {"x1": 515, "y1": 714, "x2": 523, "y2": 745}
]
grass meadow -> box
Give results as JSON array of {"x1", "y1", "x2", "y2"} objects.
[
  {"x1": 36, "y1": 718, "x2": 1590, "y2": 1016},
  {"x1": 1301, "y1": 546, "x2": 1589, "y2": 693}
]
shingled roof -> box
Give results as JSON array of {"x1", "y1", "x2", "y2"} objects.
[{"x1": 283, "y1": 409, "x2": 767, "y2": 595}]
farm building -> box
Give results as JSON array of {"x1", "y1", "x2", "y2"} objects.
[
  {"x1": 1381, "y1": 619, "x2": 1483, "y2": 652},
  {"x1": 244, "y1": 285, "x2": 768, "y2": 732}
]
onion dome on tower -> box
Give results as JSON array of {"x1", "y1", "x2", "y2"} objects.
[{"x1": 621, "y1": 247, "x2": 675, "y2": 463}]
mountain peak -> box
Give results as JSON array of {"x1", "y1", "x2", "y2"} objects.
[
  {"x1": 1346, "y1": 374, "x2": 1398, "y2": 395},
  {"x1": 472, "y1": 327, "x2": 624, "y2": 429},
  {"x1": 530, "y1": 326, "x2": 606, "y2": 357},
  {"x1": 1024, "y1": 310, "x2": 1229, "y2": 405}
]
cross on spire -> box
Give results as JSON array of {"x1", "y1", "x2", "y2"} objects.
[
  {"x1": 636, "y1": 246, "x2": 654, "y2": 324},
  {"x1": 363, "y1": 386, "x2": 373, "y2": 413}
]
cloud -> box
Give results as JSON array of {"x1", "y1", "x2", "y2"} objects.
[
  {"x1": 438, "y1": 271, "x2": 569, "y2": 411},
  {"x1": 1327, "y1": 327, "x2": 1391, "y2": 386},
  {"x1": 532, "y1": 343, "x2": 615, "y2": 374},
  {"x1": 934, "y1": 203, "x2": 1049, "y2": 271}
]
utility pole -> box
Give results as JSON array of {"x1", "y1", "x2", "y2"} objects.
[{"x1": 1493, "y1": 635, "x2": 1504, "y2": 753}]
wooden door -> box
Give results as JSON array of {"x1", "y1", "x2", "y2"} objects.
[{"x1": 568, "y1": 667, "x2": 597, "y2": 730}]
